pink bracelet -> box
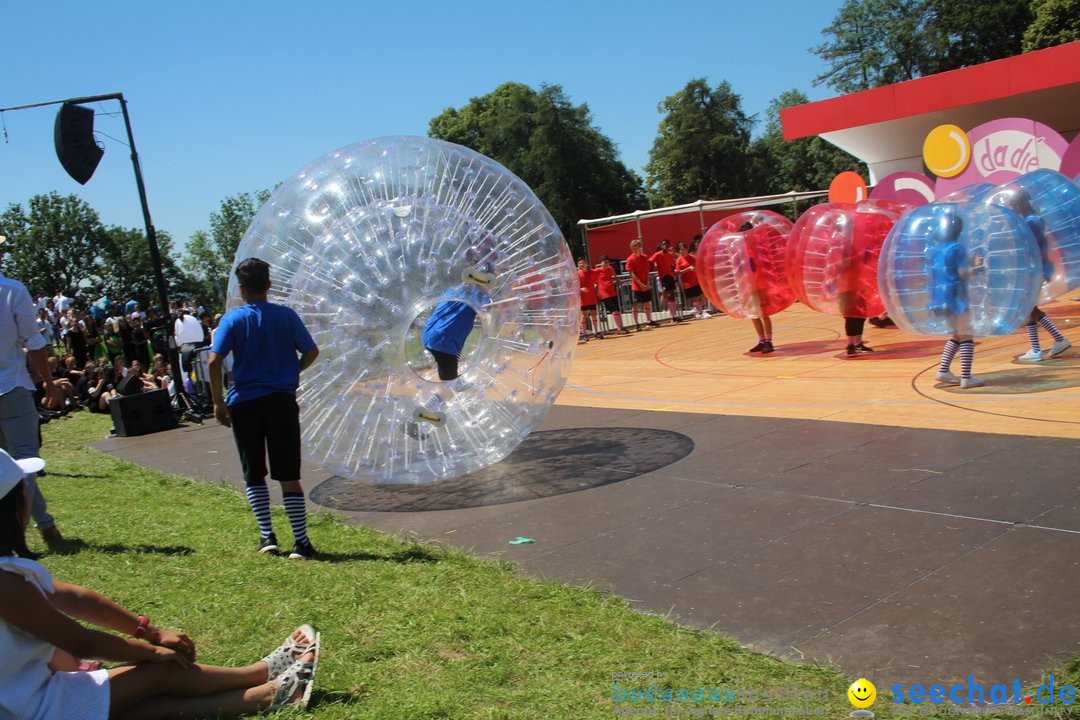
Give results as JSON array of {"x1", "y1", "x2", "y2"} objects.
[{"x1": 134, "y1": 615, "x2": 149, "y2": 639}]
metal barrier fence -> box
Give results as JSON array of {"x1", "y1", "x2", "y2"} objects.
[{"x1": 591, "y1": 272, "x2": 712, "y2": 333}]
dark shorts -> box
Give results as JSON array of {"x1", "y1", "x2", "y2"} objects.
[
  {"x1": 684, "y1": 284, "x2": 703, "y2": 299},
  {"x1": 659, "y1": 275, "x2": 676, "y2": 293},
  {"x1": 600, "y1": 296, "x2": 620, "y2": 313},
  {"x1": 581, "y1": 304, "x2": 597, "y2": 312},
  {"x1": 229, "y1": 392, "x2": 301, "y2": 485},
  {"x1": 632, "y1": 289, "x2": 653, "y2": 304},
  {"x1": 426, "y1": 348, "x2": 459, "y2": 381}
]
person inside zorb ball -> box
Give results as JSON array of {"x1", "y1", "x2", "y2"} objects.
[{"x1": 227, "y1": 137, "x2": 578, "y2": 485}]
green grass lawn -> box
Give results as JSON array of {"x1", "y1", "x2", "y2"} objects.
[{"x1": 27, "y1": 411, "x2": 1080, "y2": 718}]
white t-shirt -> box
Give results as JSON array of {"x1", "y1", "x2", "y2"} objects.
[{"x1": 174, "y1": 314, "x2": 204, "y2": 345}]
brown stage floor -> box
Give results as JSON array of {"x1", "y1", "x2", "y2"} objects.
[
  {"x1": 93, "y1": 297, "x2": 1080, "y2": 689},
  {"x1": 564, "y1": 299, "x2": 1080, "y2": 438}
]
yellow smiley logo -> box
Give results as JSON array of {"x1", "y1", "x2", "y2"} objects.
[{"x1": 848, "y1": 678, "x2": 877, "y2": 708}]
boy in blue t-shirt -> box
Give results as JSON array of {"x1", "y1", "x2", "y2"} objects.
[
  {"x1": 208, "y1": 258, "x2": 320, "y2": 559},
  {"x1": 421, "y1": 264, "x2": 493, "y2": 381}
]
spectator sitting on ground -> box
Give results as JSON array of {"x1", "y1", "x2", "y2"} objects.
[{"x1": 0, "y1": 449, "x2": 321, "y2": 718}]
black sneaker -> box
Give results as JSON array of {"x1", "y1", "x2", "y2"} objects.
[
  {"x1": 857, "y1": 342, "x2": 875, "y2": 353},
  {"x1": 289, "y1": 540, "x2": 318, "y2": 560},
  {"x1": 635, "y1": 324, "x2": 643, "y2": 332},
  {"x1": 672, "y1": 316, "x2": 683, "y2": 324},
  {"x1": 760, "y1": 341, "x2": 774, "y2": 354},
  {"x1": 649, "y1": 321, "x2": 661, "y2": 328},
  {"x1": 846, "y1": 344, "x2": 858, "y2": 356},
  {"x1": 595, "y1": 332, "x2": 605, "y2": 340},
  {"x1": 259, "y1": 533, "x2": 279, "y2": 555},
  {"x1": 749, "y1": 342, "x2": 765, "y2": 352},
  {"x1": 868, "y1": 317, "x2": 886, "y2": 328}
]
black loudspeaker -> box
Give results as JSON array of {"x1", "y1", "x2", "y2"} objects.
[
  {"x1": 108, "y1": 389, "x2": 177, "y2": 437},
  {"x1": 54, "y1": 103, "x2": 104, "y2": 185}
]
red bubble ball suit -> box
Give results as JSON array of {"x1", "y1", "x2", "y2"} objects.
[
  {"x1": 786, "y1": 199, "x2": 911, "y2": 318},
  {"x1": 697, "y1": 210, "x2": 795, "y2": 319}
]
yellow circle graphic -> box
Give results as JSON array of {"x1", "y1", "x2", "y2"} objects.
[
  {"x1": 848, "y1": 678, "x2": 877, "y2": 708},
  {"x1": 923, "y1": 124, "x2": 971, "y2": 178}
]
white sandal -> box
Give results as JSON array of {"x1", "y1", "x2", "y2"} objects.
[
  {"x1": 261, "y1": 624, "x2": 319, "y2": 682},
  {"x1": 269, "y1": 656, "x2": 317, "y2": 710}
]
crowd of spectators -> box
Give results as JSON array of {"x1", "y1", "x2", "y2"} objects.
[{"x1": 29, "y1": 290, "x2": 218, "y2": 421}]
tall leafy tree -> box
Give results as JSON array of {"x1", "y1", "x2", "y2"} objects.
[
  {"x1": 182, "y1": 189, "x2": 271, "y2": 311},
  {"x1": 1022, "y1": 0, "x2": 1080, "y2": 51},
  {"x1": 813, "y1": 0, "x2": 1053, "y2": 93},
  {"x1": 812, "y1": 0, "x2": 941, "y2": 92},
  {"x1": 98, "y1": 225, "x2": 191, "y2": 305},
  {"x1": 429, "y1": 82, "x2": 645, "y2": 256},
  {"x1": 752, "y1": 90, "x2": 868, "y2": 196},
  {"x1": 645, "y1": 79, "x2": 756, "y2": 207},
  {"x1": 923, "y1": 0, "x2": 1032, "y2": 72},
  {"x1": 0, "y1": 192, "x2": 106, "y2": 298}
]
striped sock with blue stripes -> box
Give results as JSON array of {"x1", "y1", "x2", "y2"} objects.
[
  {"x1": 283, "y1": 491, "x2": 309, "y2": 546},
  {"x1": 1039, "y1": 315, "x2": 1065, "y2": 342},
  {"x1": 245, "y1": 484, "x2": 273, "y2": 539}
]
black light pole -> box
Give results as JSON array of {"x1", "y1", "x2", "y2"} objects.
[{"x1": 1, "y1": 92, "x2": 193, "y2": 418}]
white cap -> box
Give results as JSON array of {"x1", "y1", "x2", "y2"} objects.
[{"x1": 0, "y1": 449, "x2": 45, "y2": 501}]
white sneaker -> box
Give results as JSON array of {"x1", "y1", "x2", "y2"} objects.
[
  {"x1": 960, "y1": 376, "x2": 985, "y2": 389},
  {"x1": 1016, "y1": 349, "x2": 1044, "y2": 363},
  {"x1": 700, "y1": 311, "x2": 712, "y2": 319},
  {"x1": 1049, "y1": 339, "x2": 1072, "y2": 357},
  {"x1": 935, "y1": 370, "x2": 960, "y2": 385}
]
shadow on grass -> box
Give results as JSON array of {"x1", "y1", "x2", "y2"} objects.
[
  {"x1": 313, "y1": 545, "x2": 441, "y2": 564},
  {"x1": 44, "y1": 538, "x2": 195, "y2": 557}
]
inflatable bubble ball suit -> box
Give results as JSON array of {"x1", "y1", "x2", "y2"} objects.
[
  {"x1": 879, "y1": 202, "x2": 1043, "y2": 337},
  {"x1": 786, "y1": 199, "x2": 911, "y2": 318},
  {"x1": 697, "y1": 210, "x2": 795, "y2": 319}
]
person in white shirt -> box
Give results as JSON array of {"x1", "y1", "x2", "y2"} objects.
[
  {"x1": 174, "y1": 309, "x2": 206, "y2": 378},
  {"x1": 1, "y1": 273, "x2": 65, "y2": 541}
]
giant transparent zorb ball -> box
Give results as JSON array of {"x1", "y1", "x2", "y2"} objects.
[{"x1": 228, "y1": 136, "x2": 578, "y2": 484}]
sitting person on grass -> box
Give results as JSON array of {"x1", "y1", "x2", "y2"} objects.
[{"x1": 0, "y1": 449, "x2": 320, "y2": 719}]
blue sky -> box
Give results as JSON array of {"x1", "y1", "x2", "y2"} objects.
[{"x1": 1, "y1": 0, "x2": 845, "y2": 253}]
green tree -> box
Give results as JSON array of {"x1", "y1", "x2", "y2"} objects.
[
  {"x1": 0, "y1": 192, "x2": 106, "y2": 298},
  {"x1": 923, "y1": 0, "x2": 1032, "y2": 72},
  {"x1": 645, "y1": 79, "x2": 756, "y2": 207},
  {"x1": 429, "y1": 82, "x2": 645, "y2": 256},
  {"x1": 812, "y1": 0, "x2": 943, "y2": 92},
  {"x1": 813, "y1": 0, "x2": 1042, "y2": 93},
  {"x1": 182, "y1": 189, "x2": 272, "y2": 311},
  {"x1": 751, "y1": 90, "x2": 868, "y2": 195},
  {"x1": 1022, "y1": 0, "x2": 1080, "y2": 51},
  {"x1": 98, "y1": 225, "x2": 191, "y2": 306}
]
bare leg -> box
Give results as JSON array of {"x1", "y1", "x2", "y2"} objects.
[
  {"x1": 109, "y1": 662, "x2": 269, "y2": 718},
  {"x1": 751, "y1": 318, "x2": 764, "y2": 339},
  {"x1": 761, "y1": 316, "x2": 773, "y2": 339}
]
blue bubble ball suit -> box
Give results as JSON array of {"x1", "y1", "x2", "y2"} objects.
[
  {"x1": 879, "y1": 202, "x2": 1043, "y2": 337},
  {"x1": 227, "y1": 136, "x2": 579, "y2": 484},
  {"x1": 971, "y1": 169, "x2": 1080, "y2": 301}
]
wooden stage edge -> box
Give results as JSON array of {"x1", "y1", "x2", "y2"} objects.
[{"x1": 558, "y1": 298, "x2": 1080, "y2": 441}]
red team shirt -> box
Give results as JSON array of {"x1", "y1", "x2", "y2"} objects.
[
  {"x1": 578, "y1": 268, "x2": 598, "y2": 306},
  {"x1": 675, "y1": 254, "x2": 698, "y2": 288},
  {"x1": 650, "y1": 250, "x2": 675, "y2": 278},
  {"x1": 626, "y1": 253, "x2": 653, "y2": 291},
  {"x1": 595, "y1": 265, "x2": 617, "y2": 299}
]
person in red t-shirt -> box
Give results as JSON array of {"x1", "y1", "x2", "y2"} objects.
[
  {"x1": 594, "y1": 256, "x2": 629, "y2": 335},
  {"x1": 577, "y1": 258, "x2": 603, "y2": 341},
  {"x1": 649, "y1": 239, "x2": 680, "y2": 324},
  {"x1": 674, "y1": 241, "x2": 709, "y2": 320},
  {"x1": 625, "y1": 239, "x2": 659, "y2": 331}
]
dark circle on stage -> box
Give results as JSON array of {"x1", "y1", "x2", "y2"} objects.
[{"x1": 309, "y1": 427, "x2": 695, "y2": 512}]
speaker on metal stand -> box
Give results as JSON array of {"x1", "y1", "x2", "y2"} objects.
[{"x1": 54, "y1": 103, "x2": 103, "y2": 185}]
